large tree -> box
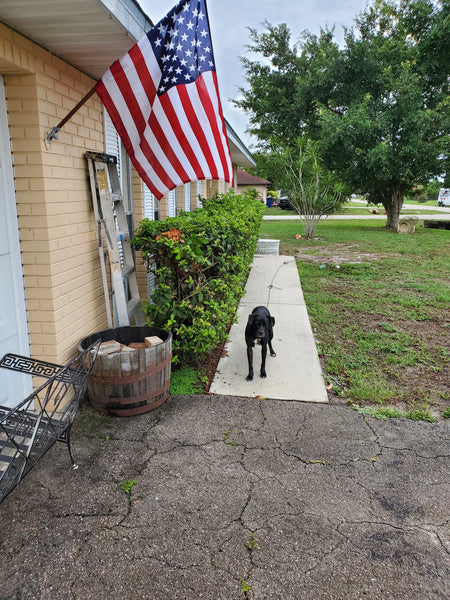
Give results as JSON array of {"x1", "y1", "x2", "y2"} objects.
[{"x1": 236, "y1": 0, "x2": 449, "y2": 230}]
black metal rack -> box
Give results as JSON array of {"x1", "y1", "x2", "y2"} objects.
[{"x1": 0, "y1": 340, "x2": 100, "y2": 503}]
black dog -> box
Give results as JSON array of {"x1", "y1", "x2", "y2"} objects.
[{"x1": 245, "y1": 306, "x2": 276, "y2": 381}]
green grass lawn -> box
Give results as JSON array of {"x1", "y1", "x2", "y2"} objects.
[
  {"x1": 259, "y1": 219, "x2": 450, "y2": 420},
  {"x1": 264, "y1": 205, "x2": 296, "y2": 216}
]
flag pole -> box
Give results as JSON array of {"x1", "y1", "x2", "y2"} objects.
[{"x1": 45, "y1": 86, "x2": 97, "y2": 144}]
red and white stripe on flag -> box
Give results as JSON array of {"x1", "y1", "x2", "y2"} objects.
[{"x1": 95, "y1": 0, "x2": 233, "y2": 200}]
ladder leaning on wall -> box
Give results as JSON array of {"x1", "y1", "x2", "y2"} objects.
[{"x1": 85, "y1": 151, "x2": 145, "y2": 328}]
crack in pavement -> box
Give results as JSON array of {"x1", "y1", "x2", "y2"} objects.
[{"x1": 1, "y1": 396, "x2": 449, "y2": 600}]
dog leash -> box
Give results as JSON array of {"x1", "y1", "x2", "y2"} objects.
[{"x1": 266, "y1": 258, "x2": 295, "y2": 308}]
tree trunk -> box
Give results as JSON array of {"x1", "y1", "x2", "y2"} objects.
[{"x1": 384, "y1": 187, "x2": 404, "y2": 231}]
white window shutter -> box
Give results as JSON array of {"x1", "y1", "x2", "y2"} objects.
[
  {"x1": 144, "y1": 185, "x2": 156, "y2": 298},
  {"x1": 147, "y1": 268, "x2": 156, "y2": 301},
  {"x1": 144, "y1": 185, "x2": 155, "y2": 221},
  {"x1": 168, "y1": 189, "x2": 177, "y2": 217},
  {"x1": 196, "y1": 180, "x2": 202, "y2": 208},
  {"x1": 103, "y1": 108, "x2": 121, "y2": 182},
  {"x1": 184, "y1": 183, "x2": 191, "y2": 212}
]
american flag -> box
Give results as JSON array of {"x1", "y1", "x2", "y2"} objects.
[{"x1": 95, "y1": 0, "x2": 233, "y2": 200}]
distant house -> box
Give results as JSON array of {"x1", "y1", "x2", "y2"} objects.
[
  {"x1": 0, "y1": 0, "x2": 254, "y2": 406},
  {"x1": 236, "y1": 169, "x2": 271, "y2": 204}
]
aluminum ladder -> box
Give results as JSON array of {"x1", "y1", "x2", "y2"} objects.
[{"x1": 86, "y1": 151, "x2": 144, "y2": 327}]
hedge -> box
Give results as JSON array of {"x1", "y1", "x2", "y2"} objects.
[{"x1": 132, "y1": 190, "x2": 264, "y2": 364}]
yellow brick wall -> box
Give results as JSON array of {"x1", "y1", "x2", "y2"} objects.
[
  {"x1": 190, "y1": 181, "x2": 199, "y2": 210},
  {"x1": 159, "y1": 194, "x2": 169, "y2": 220},
  {"x1": 1, "y1": 23, "x2": 106, "y2": 364},
  {"x1": 207, "y1": 179, "x2": 221, "y2": 197},
  {"x1": 176, "y1": 184, "x2": 185, "y2": 214}
]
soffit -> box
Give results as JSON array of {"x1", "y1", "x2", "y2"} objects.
[
  {"x1": 226, "y1": 121, "x2": 255, "y2": 169},
  {"x1": 0, "y1": 0, "x2": 152, "y2": 79}
]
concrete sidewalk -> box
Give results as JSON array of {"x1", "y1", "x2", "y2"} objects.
[{"x1": 210, "y1": 254, "x2": 328, "y2": 403}]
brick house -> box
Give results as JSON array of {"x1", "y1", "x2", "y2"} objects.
[
  {"x1": 236, "y1": 169, "x2": 271, "y2": 204},
  {"x1": 0, "y1": 0, "x2": 254, "y2": 406}
]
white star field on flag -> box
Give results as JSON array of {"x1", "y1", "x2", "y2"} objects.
[{"x1": 148, "y1": 0, "x2": 215, "y2": 96}]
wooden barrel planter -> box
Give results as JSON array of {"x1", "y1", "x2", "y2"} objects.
[{"x1": 78, "y1": 326, "x2": 172, "y2": 417}]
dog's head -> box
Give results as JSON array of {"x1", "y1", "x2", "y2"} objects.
[{"x1": 248, "y1": 312, "x2": 274, "y2": 340}]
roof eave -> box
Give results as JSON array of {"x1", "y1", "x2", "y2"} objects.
[{"x1": 225, "y1": 120, "x2": 255, "y2": 169}]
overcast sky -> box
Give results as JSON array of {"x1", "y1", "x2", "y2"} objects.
[{"x1": 139, "y1": 0, "x2": 369, "y2": 149}]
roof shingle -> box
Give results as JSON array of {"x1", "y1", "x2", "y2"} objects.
[{"x1": 236, "y1": 169, "x2": 271, "y2": 186}]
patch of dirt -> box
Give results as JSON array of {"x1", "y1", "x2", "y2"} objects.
[
  {"x1": 297, "y1": 243, "x2": 393, "y2": 264},
  {"x1": 198, "y1": 339, "x2": 227, "y2": 392},
  {"x1": 317, "y1": 303, "x2": 449, "y2": 418},
  {"x1": 391, "y1": 318, "x2": 450, "y2": 417}
]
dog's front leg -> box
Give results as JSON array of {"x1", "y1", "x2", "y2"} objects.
[
  {"x1": 260, "y1": 342, "x2": 268, "y2": 378},
  {"x1": 268, "y1": 340, "x2": 276, "y2": 357},
  {"x1": 246, "y1": 345, "x2": 254, "y2": 381}
]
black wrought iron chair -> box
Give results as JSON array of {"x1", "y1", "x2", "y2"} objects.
[{"x1": 0, "y1": 340, "x2": 100, "y2": 503}]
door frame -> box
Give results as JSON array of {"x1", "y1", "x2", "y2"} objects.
[{"x1": 0, "y1": 75, "x2": 30, "y2": 359}]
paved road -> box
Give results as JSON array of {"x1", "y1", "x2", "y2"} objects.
[{"x1": 0, "y1": 395, "x2": 448, "y2": 599}]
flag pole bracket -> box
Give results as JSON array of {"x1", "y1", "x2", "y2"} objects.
[
  {"x1": 46, "y1": 126, "x2": 61, "y2": 144},
  {"x1": 44, "y1": 86, "x2": 96, "y2": 145}
]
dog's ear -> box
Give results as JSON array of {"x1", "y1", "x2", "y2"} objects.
[
  {"x1": 270, "y1": 316, "x2": 275, "y2": 326},
  {"x1": 247, "y1": 314, "x2": 255, "y2": 326}
]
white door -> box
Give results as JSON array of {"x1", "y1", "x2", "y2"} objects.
[{"x1": 0, "y1": 76, "x2": 30, "y2": 408}]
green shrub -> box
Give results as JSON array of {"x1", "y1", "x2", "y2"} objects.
[{"x1": 133, "y1": 191, "x2": 263, "y2": 364}]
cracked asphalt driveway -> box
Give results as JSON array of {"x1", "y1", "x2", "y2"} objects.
[{"x1": 0, "y1": 395, "x2": 449, "y2": 599}]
